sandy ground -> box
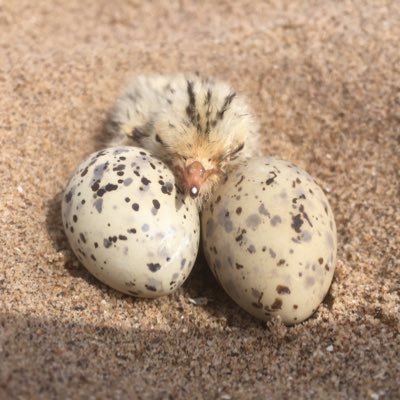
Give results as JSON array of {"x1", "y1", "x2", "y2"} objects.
[{"x1": 1, "y1": 1, "x2": 399, "y2": 399}]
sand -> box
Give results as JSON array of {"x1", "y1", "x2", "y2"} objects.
[{"x1": 1, "y1": 1, "x2": 399, "y2": 399}]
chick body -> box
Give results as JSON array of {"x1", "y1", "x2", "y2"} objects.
[{"x1": 106, "y1": 73, "x2": 261, "y2": 208}]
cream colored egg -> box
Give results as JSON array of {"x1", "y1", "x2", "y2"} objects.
[
  {"x1": 62, "y1": 146, "x2": 199, "y2": 298},
  {"x1": 201, "y1": 157, "x2": 337, "y2": 324}
]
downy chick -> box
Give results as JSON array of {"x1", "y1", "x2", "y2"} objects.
[{"x1": 106, "y1": 73, "x2": 261, "y2": 209}]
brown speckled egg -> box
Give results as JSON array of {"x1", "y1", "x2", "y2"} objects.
[
  {"x1": 201, "y1": 157, "x2": 337, "y2": 324},
  {"x1": 62, "y1": 146, "x2": 199, "y2": 298}
]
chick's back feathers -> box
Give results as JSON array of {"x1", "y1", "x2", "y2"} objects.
[{"x1": 106, "y1": 73, "x2": 260, "y2": 160}]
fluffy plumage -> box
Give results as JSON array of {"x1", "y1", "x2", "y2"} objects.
[{"x1": 106, "y1": 73, "x2": 261, "y2": 208}]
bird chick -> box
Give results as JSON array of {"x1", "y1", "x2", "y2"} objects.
[{"x1": 106, "y1": 73, "x2": 261, "y2": 208}]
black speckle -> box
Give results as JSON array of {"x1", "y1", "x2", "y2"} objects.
[
  {"x1": 91, "y1": 180, "x2": 101, "y2": 192},
  {"x1": 235, "y1": 229, "x2": 247, "y2": 243},
  {"x1": 299, "y1": 204, "x2": 313, "y2": 228},
  {"x1": 236, "y1": 207, "x2": 242, "y2": 215},
  {"x1": 235, "y1": 175, "x2": 245, "y2": 187},
  {"x1": 132, "y1": 203, "x2": 139, "y2": 211},
  {"x1": 79, "y1": 233, "x2": 86, "y2": 243},
  {"x1": 152, "y1": 199, "x2": 160, "y2": 209},
  {"x1": 113, "y1": 164, "x2": 126, "y2": 172},
  {"x1": 291, "y1": 214, "x2": 303, "y2": 233},
  {"x1": 97, "y1": 188, "x2": 106, "y2": 197},
  {"x1": 161, "y1": 182, "x2": 173, "y2": 195},
  {"x1": 325, "y1": 264, "x2": 330, "y2": 271},
  {"x1": 73, "y1": 215, "x2": 78, "y2": 223},
  {"x1": 235, "y1": 262, "x2": 244, "y2": 270},
  {"x1": 81, "y1": 166, "x2": 89, "y2": 177},
  {"x1": 147, "y1": 263, "x2": 161, "y2": 272},
  {"x1": 145, "y1": 284, "x2": 157, "y2": 292},
  {"x1": 141, "y1": 177, "x2": 151, "y2": 185},
  {"x1": 118, "y1": 235, "x2": 127, "y2": 240},
  {"x1": 65, "y1": 189, "x2": 73, "y2": 203},
  {"x1": 266, "y1": 171, "x2": 277, "y2": 185},
  {"x1": 276, "y1": 285, "x2": 291, "y2": 295},
  {"x1": 271, "y1": 298, "x2": 283, "y2": 310},
  {"x1": 127, "y1": 228, "x2": 137, "y2": 234}
]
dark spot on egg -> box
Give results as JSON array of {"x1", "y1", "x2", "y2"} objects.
[
  {"x1": 246, "y1": 214, "x2": 261, "y2": 230},
  {"x1": 147, "y1": 263, "x2": 161, "y2": 272},
  {"x1": 270, "y1": 215, "x2": 282, "y2": 226},
  {"x1": 91, "y1": 181, "x2": 100, "y2": 192},
  {"x1": 291, "y1": 214, "x2": 303, "y2": 233},
  {"x1": 152, "y1": 199, "x2": 160, "y2": 209},
  {"x1": 141, "y1": 177, "x2": 151, "y2": 185},
  {"x1": 271, "y1": 298, "x2": 283, "y2": 310},
  {"x1": 65, "y1": 189, "x2": 73, "y2": 203},
  {"x1": 276, "y1": 285, "x2": 291, "y2": 295},
  {"x1": 79, "y1": 233, "x2": 86, "y2": 243}
]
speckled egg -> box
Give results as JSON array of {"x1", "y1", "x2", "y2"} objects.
[
  {"x1": 201, "y1": 157, "x2": 337, "y2": 324},
  {"x1": 62, "y1": 146, "x2": 200, "y2": 298}
]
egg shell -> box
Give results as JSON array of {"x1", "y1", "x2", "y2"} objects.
[
  {"x1": 62, "y1": 146, "x2": 200, "y2": 298},
  {"x1": 201, "y1": 157, "x2": 337, "y2": 324}
]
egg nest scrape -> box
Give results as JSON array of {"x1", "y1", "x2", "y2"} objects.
[
  {"x1": 62, "y1": 146, "x2": 200, "y2": 298},
  {"x1": 201, "y1": 157, "x2": 337, "y2": 325}
]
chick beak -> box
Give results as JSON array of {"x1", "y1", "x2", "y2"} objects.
[{"x1": 179, "y1": 160, "x2": 217, "y2": 198}]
